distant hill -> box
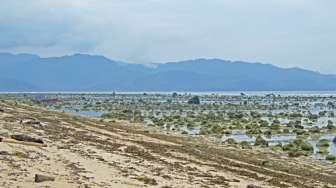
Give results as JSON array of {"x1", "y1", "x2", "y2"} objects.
[{"x1": 0, "y1": 52, "x2": 336, "y2": 91}]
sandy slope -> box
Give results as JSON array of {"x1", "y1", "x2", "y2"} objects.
[{"x1": 0, "y1": 101, "x2": 336, "y2": 188}]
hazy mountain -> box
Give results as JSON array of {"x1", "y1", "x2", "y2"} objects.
[{"x1": 0, "y1": 52, "x2": 335, "y2": 91}]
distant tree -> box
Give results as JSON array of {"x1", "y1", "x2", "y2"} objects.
[
  {"x1": 259, "y1": 120, "x2": 269, "y2": 127},
  {"x1": 327, "y1": 120, "x2": 335, "y2": 129},
  {"x1": 328, "y1": 102, "x2": 335, "y2": 109},
  {"x1": 188, "y1": 96, "x2": 200, "y2": 105}
]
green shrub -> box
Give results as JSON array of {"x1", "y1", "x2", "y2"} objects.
[
  {"x1": 255, "y1": 135, "x2": 268, "y2": 147},
  {"x1": 317, "y1": 139, "x2": 330, "y2": 148},
  {"x1": 282, "y1": 128, "x2": 290, "y2": 134},
  {"x1": 226, "y1": 138, "x2": 237, "y2": 145},
  {"x1": 326, "y1": 155, "x2": 336, "y2": 161},
  {"x1": 288, "y1": 149, "x2": 305, "y2": 157},
  {"x1": 317, "y1": 148, "x2": 329, "y2": 155},
  {"x1": 282, "y1": 143, "x2": 295, "y2": 151},
  {"x1": 300, "y1": 142, "x2": 314, "y2": 151},
  {"x1": 240, "y1": 141, "x2": 252, "y2": 149}
]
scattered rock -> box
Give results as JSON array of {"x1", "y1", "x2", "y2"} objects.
[
  {"x1": 262, "y1": 160, "x2": 273, "y2": 167},
  {"x1": 135, "y1": 176, "x2": 158, "y2": 185},
  {"x1": 247, "y1": 185, "x2": 264, "y2": 188},
  {"x1": 323, "y1": 185, "x2": 336, "y2": 188},
  {"x1": 231, "y1": 179, "x2": 240, "y2": 183},
  {"x1": 11, "y1": 134, "x2": 44, "y2": 144},
  {"x1": 162, "y1": 175, "x2": 171, "y2": 180},
  {"x1": 0, "y1": 151, "x2": 9, "y2": 155},
  {"x1": 24, "y1": 120, "x2": 41, "y2": 125},
  {"x1": 0, "y1": 108, "x2": 4, "y2": 112},
  {"x1": 210, "y1": 176, "x2": 230, "y2": 185},
  {"x1": 0, "y1": 137, "x2": 3, "y2": 142},
  {"x1": 34, "y1": 174, "x2": 55, "y2": 183}
]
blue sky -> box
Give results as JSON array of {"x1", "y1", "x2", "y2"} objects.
[{"x1": 0, "y1": 0, "x2": 335, "y2": 73}]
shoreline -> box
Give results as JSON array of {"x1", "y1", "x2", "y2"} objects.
[{"x1": 0, "y1": 100, "x2": 336, "y2": 187}]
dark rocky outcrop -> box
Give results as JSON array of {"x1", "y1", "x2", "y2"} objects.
[
  {"x1": 0, "y1": 151, "x2": 9, "y2": 155},
  {"x1": 135, "y1": 176, "x2": 158, "y2": 185},
  {"x1": 261, "y1": 160, "x2": 273, "y2": 167},
  {"x1": 11, "y1": 134, "x2": 44, "y2": 144},
  {"x1": 34, "y1": 174, "x2": 55, "y2": 183},
  {"x1": 24, "y1": 120, "x2": 41, "y2": 125}
]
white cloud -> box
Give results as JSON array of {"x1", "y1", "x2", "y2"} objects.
[{"x1": 0, "y1": 0, "x2": 335, "y2": 73}]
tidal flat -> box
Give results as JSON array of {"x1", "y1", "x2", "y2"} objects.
[{"x1": 1, "y1": 92, "x2": 336, "y2": 187}]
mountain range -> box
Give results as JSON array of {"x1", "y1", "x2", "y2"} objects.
[{"x1": 0, "y1": 52, "x2": 335, "y2": 92}]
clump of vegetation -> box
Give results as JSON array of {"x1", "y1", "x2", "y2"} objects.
[
  {"x1": 317, "y1": 139, "x2": 330, "y2": 148},
  {"x1": 255, "y1": 135, "x2": 268, "y2": 147},
  {"x1": 240, "y1": 141, "x2": 252, "y2": 149},
  {"x1": 327, "y1": 120, "x2": 335, "y2": 130},
  {"x1": 283, "y1": 139, "x2": 313, "y2": 157},
  {"x1": 300, "y1": 142, "x2": 314, "y2": 151},
  {"x1": 13, "y1": 151, "x2": 29, "y2": 159},
  {"x1": 188, "y1": 96, "x2": 200, "y2": 104},
  {"x1": 270, "y1": 119, "x2": 280, "y2": 130},
  {"x1": 12, "y1": 92, "x2": 336, "y2": 161},
  {"x1": 288, "y1": 150, "x2": 305, "y2": 158},
  {"x1": 282, "y1": 128, "x2": 290, "y2": 134},
  {"x1": 135, "y1": 176, "x2": 158, "y2": 185},
  {"x1": 293, "y1": 129, "x2": 307, "y2": 135},
  {"x1": 326, "y1": 155, "x2": 336, "y2": 161},
  {"x1": 210, "y1": 124, "x2": 223, "y2": 134},
  {"x1": 317, "y1": 148, "x2": 329, "y2": 155},
  {"x1": 225, "y1": 138, "x2": 237, "y2": 145},
  {"x1": 247, "y1": 128, "x2": 262, "y2": 135}
]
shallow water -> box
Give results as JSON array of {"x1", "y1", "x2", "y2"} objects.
[
  {"x1": 221, "y1": 134, "x2": 297, "y2": 144},
  {"x1": 19, "y1": 92, "x2": 336, "y2": 161},
  {"x1": 62, "y1": 109, "x2": 106, "y2": 117},
  {"x1": 222, "y1": 133, "x2": 336, "y2": 157}
]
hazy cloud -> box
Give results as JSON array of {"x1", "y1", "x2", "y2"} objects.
[{"x1": 0, "y1": 0, "x2": 335, "y2": 73}]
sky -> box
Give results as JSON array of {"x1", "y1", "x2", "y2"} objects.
[{"x1": 0, "y1": 0, "x2": 335, "y2": 73}]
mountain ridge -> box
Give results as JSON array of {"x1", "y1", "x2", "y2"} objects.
[{"x1": 0, "y1": 52, "x2": 335, "y2": 92}]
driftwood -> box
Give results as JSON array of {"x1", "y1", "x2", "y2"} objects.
[{"x1": 3, "y1": 139, "x2": 47, "y2": 147}]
